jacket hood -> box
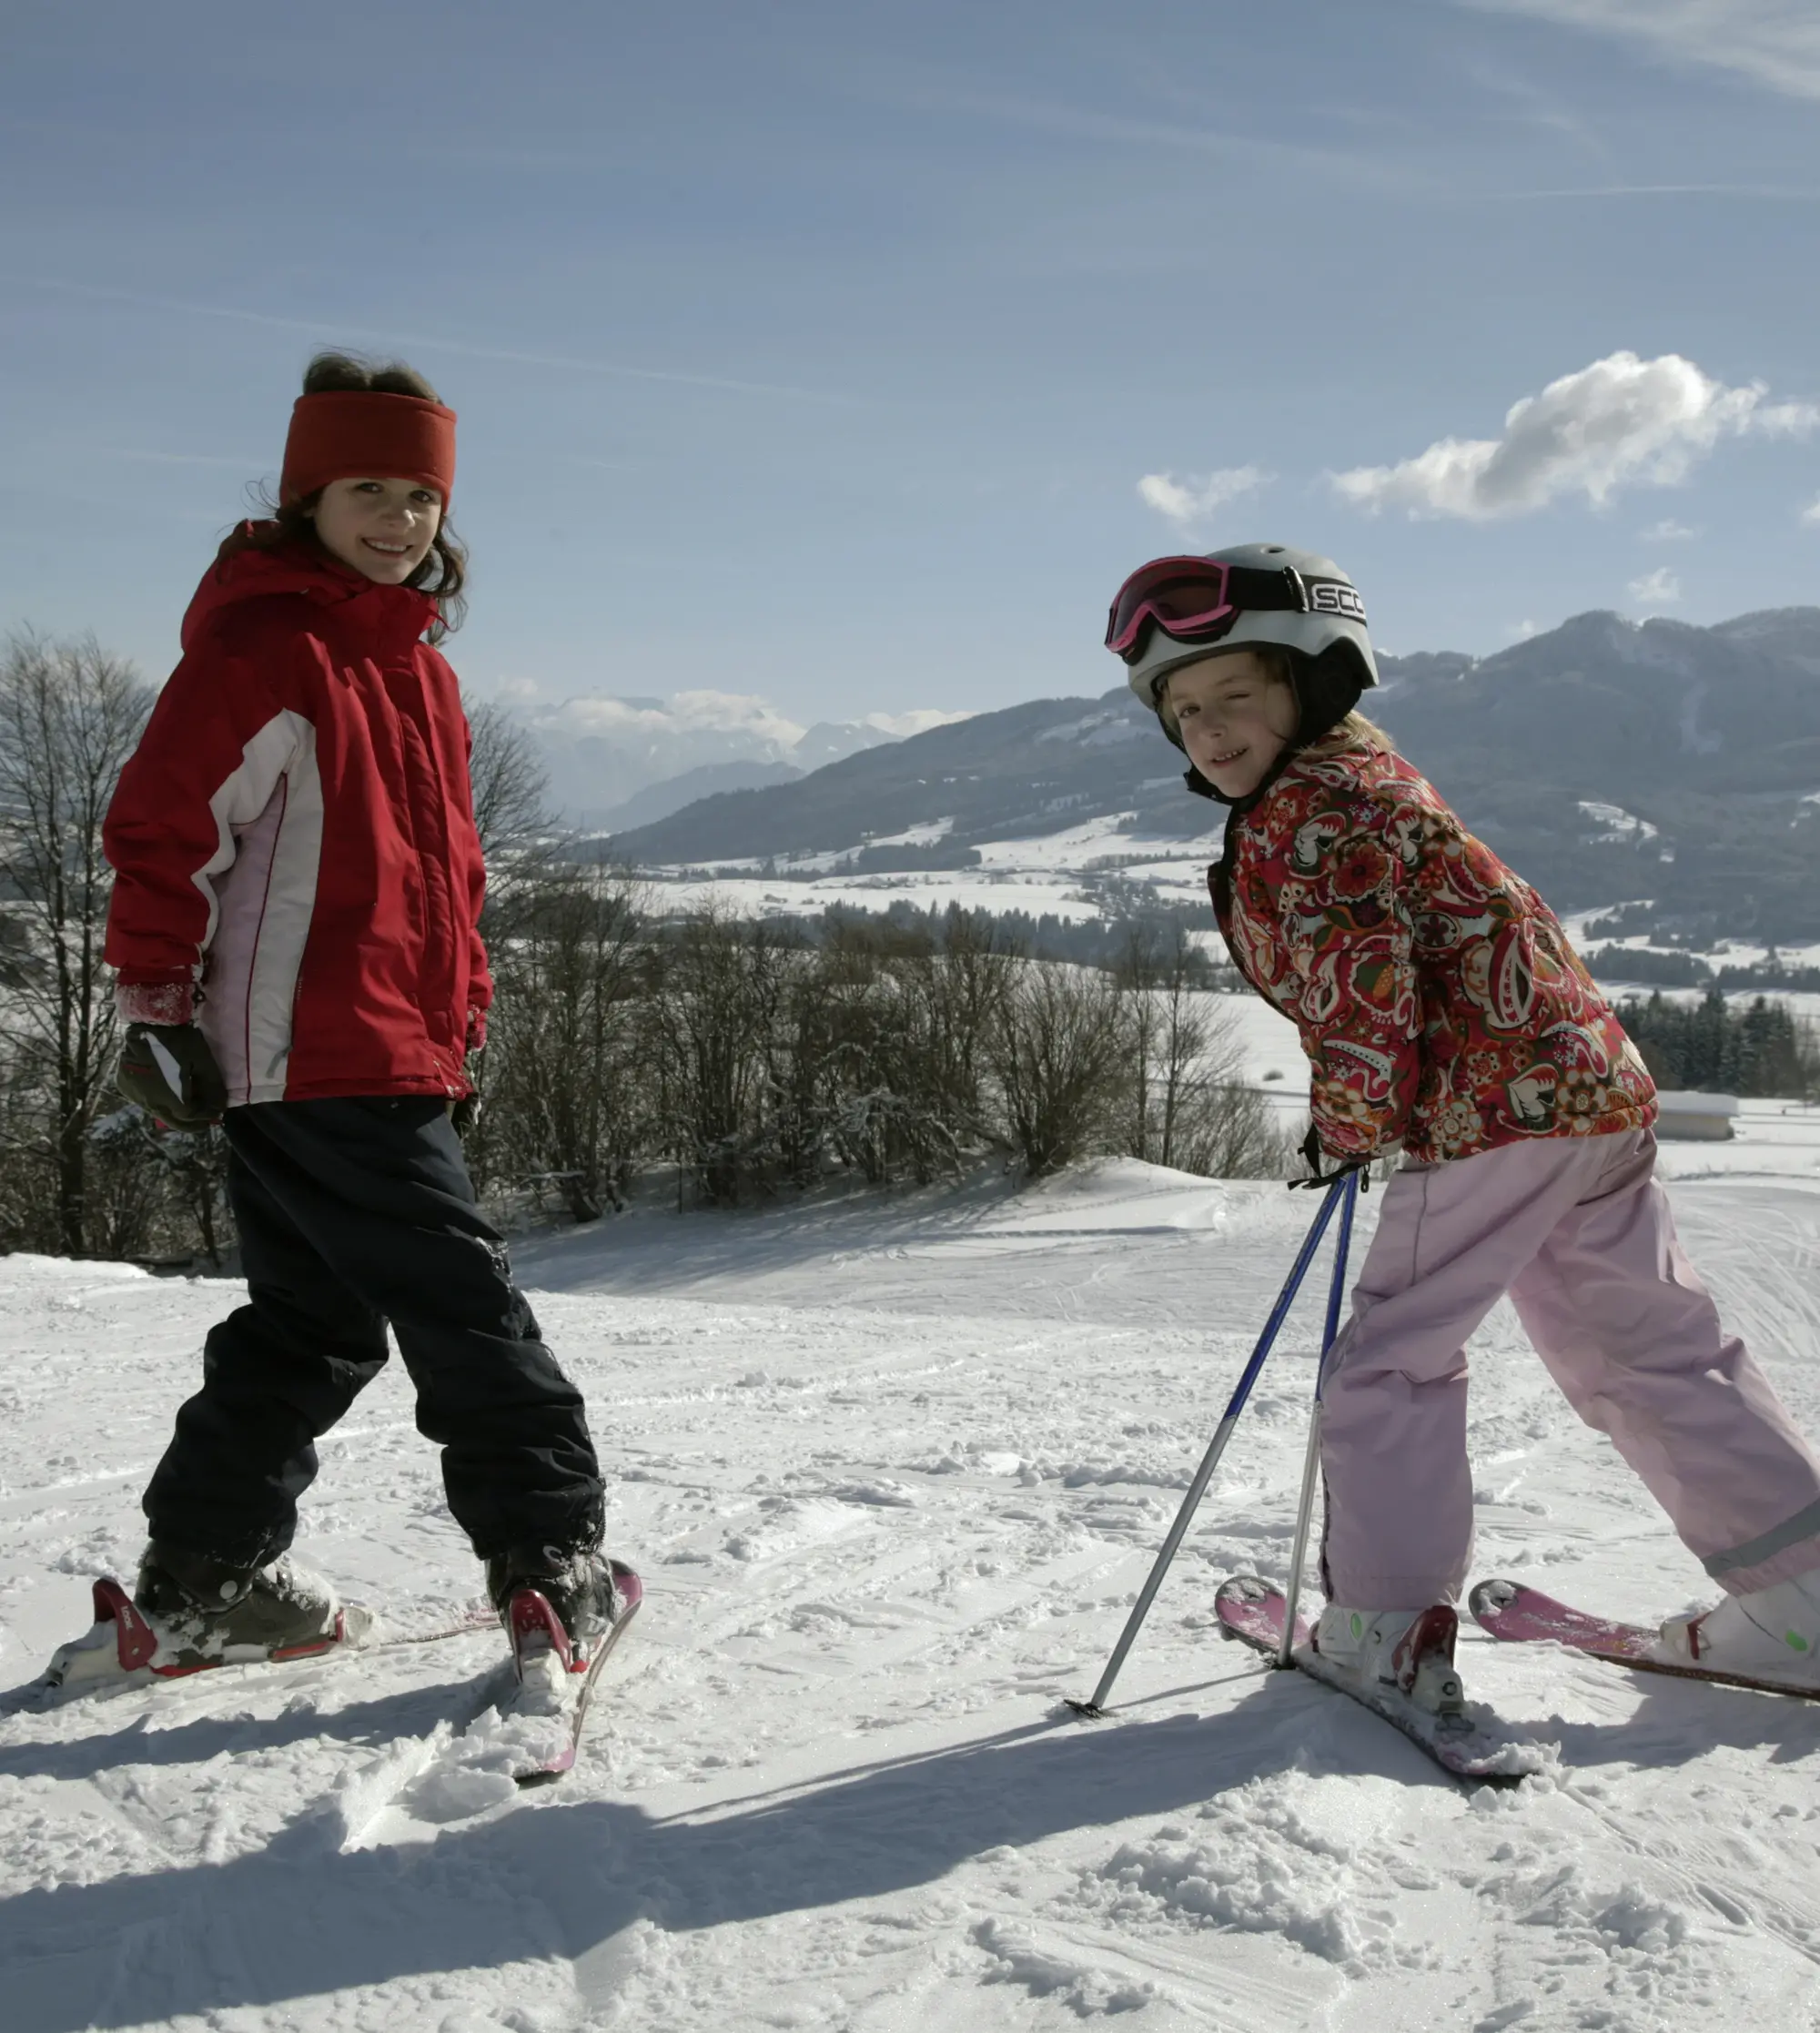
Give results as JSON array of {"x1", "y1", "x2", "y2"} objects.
[{"x1": 181, "y1": 532, "x2": 439, "y2": 655}]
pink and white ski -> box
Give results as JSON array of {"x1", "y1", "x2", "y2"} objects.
[
  {"x1": 496, "y1": 1560, "x2": 642, "y2": 1786},
  {"x1": 1216, "y1": 1574, "x2": 1545, "y2": 1785},
  {"x1": 1469, "y1": 1578, "x2": 1820, "y2": 1701}
]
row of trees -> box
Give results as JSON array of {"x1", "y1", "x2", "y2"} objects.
[
  {"x1": 465, "y1": 879, "x2": 1288, "y2": 1220},
  {"x1": 1584, "y1": 942, "x2": 1820, "y2": 995},
  {"x1": 1616, "y1": 989, "x2": 1819, "y2": 1098}
]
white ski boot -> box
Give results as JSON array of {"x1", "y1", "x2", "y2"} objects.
[
  {"x1": 1657, "y1": 1571, "x2": 1820, "y2": 1688},
  {"x1": 1314, "y1": 1602, "x2": 1466, "y2": 1715}
]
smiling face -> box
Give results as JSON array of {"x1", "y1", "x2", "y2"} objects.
[
  {"x1": 309, "y1": 476, "x2": 444, "y2": 584},
  {"x1": 1162, "y1": 649, "x2": 1300, "y2": 799}
]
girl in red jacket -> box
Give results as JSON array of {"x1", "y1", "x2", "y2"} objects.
[
  {"x1": 1107, "y1": 543, "x2": 1820, "y2": 1704},
  {"x1": 92, "y1": 353, "x2": 625, "y2": 1681}
]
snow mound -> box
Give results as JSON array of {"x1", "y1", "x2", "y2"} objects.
[{"x1": 974, "y1": 1157, "x2": 1249, "y2": 1235}]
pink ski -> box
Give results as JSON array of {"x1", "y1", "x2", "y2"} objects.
[
  {"x1": 1216, "y1": 1574, "x2": 1545, "y2": 1785},
  {"x1": 1469, "y1": 1579, "x2": 1820, "y2": 1701},
  {"x1": 499, "y1": 1560, "x2": 642, "y2": 1786}
]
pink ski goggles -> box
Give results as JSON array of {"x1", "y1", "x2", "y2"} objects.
[
  {"x1": 1105, "y1": 556, "x2": 1356, "y2": 663},
  {"x1": 1106, "y1": 558, "x2": 1246, "y2": 660}
]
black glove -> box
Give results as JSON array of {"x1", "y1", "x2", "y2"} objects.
[
  {"x1": 450, "y1": 1049, "x2": 483, "y2": 1139},
  {"x1": 1289, "y1": 1123, "x2": 1371, "y2": 1193},
  {"x1": 117, "y1": 1023, "x2": 228, "y2": 1132}
]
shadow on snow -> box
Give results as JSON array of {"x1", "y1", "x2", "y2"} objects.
[{"x1": 3, "y1": 1681, "x2": 1382, "y2": 2031}]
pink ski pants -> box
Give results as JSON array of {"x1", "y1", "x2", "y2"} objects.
[{"x1": 1319, "y1": 1128, "x2": 1820, "y2": 1608}]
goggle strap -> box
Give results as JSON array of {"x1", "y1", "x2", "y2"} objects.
[
  {"x1": 1172, "y1": 566, "x2": 1364, "y2": 626},
  {"x1": 1221, "y1": 564, "x2": 1309, "y2": 612}
]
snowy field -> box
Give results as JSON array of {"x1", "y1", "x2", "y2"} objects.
[
  {"x1": 640, "y1": 813, "x2": 1228, "y2": 926},
  {"x1": 4, "y1": 1109, "x2": 1820, "y2": 2031}
]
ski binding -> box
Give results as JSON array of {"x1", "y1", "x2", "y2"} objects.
[
  {"x1": 26, "y1": 1575, "x2": 366, "y2": 1703},
  {"x1": 6, "y1": 1577, "x2": 507, "y2": 1713},
  {"x1": 1216, "y1": 1574, "x2": 1545, "y2": 1785},
  {"x1": 489, "y1": 1560, "x2": 642, "y2": 1786}
]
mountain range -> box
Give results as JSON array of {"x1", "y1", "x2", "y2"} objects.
[
  {"x1": 600, "y1": 607, "x2": 1820, "y2": 946},
  {"x1": 523, "y1": 694, "x2": 971, "y2": 832}
]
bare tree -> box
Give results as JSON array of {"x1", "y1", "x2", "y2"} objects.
[
  {"x1": 1174, "y1": 1079, "x2": 1296, "y2": 1180},
  {"x1": 989, "y1": 960, "x2": 1129, "y2": 1178},
  {"x1": 464, "y1": 695, "x2": 551, "y2": 861},
  {"x1": 645, "y1": 906, "x2": 792, "y2": 1204},
  {"x1": 0, "y1": 633, "x2": 154, "y2": 1253},
  {"x1": 1114, "y1": 925, "x2": 1162, "y2": 1161},
  {"x1": 470, "y1": 864, "x2": 648, "y2": 1219}
]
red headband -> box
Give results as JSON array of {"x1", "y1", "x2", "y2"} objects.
[{"x1": 279, "y1": 390, "x2": 457, "y2": 506}]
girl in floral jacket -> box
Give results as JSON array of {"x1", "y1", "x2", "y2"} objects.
[{"x1": 1107, "y1": 542, "x2": 1820, "y2": 1704}]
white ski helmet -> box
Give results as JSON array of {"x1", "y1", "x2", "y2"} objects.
[{"x1": 1111, "y1": 541, "x2": 1380, "y2": 718}]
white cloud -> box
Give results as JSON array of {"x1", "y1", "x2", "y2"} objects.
[
  {"x1": 538, "y1": 689, "x2": 807, "y2": 749},
  {"x1": 1628, "y1": 566, "x2": 1684, "y2": 607},
  {"x1": 1640, "y1": 518, "x2": 1696, "y2": 541},
  {"x1": 1331, "y1": 350, "x2": 1819, "y2": 521},
  {"x1": 1461, "y1": 2, "x2": 1820, "y2": 103},
  {"x1": 1137, "y1": 464, "x2": 1269, "y2": 528},
  {"x1": 491, "y1": 674, "x2": 547, "y2": 704},
  {"x1": 528, "y1": 691, "x2": 972, "y2": 760},
  {"x1": 522, "y1": 689, "x2": 963, "y2": 817},
  {"x1": 1802, "y1": 494, "x2": 1820, "y2": 526},
  {"x1": 1753, "y1": 399, "x2": 1820, "y2": 437},
  {"x1": 1508, "y1": 619, "x2": 1541, "y2": 640}
]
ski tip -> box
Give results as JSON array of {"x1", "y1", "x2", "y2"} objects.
[
  {"x1": 1468, "y1": 1579, "x2": 1522, "y2": 1623},
  {"x1": 1216, "y1": 1573, "x2": 1273, "y2": 1602}
]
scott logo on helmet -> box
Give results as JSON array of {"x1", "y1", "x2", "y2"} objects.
[{"x1": 1309, "y1": 581, "x2": 1367, "y2": 622}]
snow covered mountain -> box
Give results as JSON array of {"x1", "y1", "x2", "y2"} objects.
[
  {"x1": 604, "y1": 608, "x2": 1820, "y2": 944},
  {"x1": 521, "y1": 692, "x2": 971, "y2": 832}
]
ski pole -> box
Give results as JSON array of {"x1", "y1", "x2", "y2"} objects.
[
  {"x1": 1067, "y1": 1172, "x2": 1352, "y2": 1719},
  {"x1": 1275, "y1": 1167, "x2": 1361, "y2": 1667}
]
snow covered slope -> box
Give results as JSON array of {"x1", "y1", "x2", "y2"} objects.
[{"x1": 3, "y1": 1127, "x2": 1819, "y2": 2030}]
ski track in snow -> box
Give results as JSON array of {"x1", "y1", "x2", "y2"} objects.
[{"x1": 1, "y1": 1129, "x2": 1818, "y2": 2031}]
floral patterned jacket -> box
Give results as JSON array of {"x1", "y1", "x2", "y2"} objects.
[{"x1": 1210, "y1": 740, "x2": 1657, "y2": 1163}]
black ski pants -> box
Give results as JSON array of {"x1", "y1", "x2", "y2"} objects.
[{"x1": 143, "y1": 1097, "x2": 603, "y2": 1568}]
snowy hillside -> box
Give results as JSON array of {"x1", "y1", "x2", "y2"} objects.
[
  {"x1": 3, "y1": 1108, "x2": 1819, "y2": 2029},
  {"x1": 606, "y1": 608, "x2": 1820, "y2": 946}
]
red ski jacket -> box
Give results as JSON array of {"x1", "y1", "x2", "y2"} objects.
[
  {"x1": 1211, "y1": 738, "x2": 1656, "y2": 1163},
  {"x1": 104, "y1": 544, "x2": 490, "y2": 1107}
]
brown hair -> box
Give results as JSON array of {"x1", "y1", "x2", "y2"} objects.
[
  {"x1": 1305, "y1": 712, "x2": 1393, "y2": 755},
  {"x1": 1158, "y1": 642, "x2": 1390, "y2": 754},
  {"x1": 214, "y1": 351, "x2": 468, "y2": 641}
]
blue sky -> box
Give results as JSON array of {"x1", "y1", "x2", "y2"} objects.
[{"x1": 4, "y1": 0, "x2": 1818, "y2": 728}]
